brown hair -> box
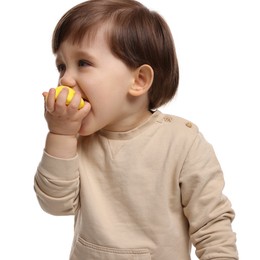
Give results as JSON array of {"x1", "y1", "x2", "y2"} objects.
[{"x1": 52, "y1": 0, "x2": 179, "y2": 110}]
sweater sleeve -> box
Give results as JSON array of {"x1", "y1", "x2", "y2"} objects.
[
  {"x1": 180, "y1": 133, "x2": 238, "y2": 260},
  {"x1": 34, "y1": 151, "x2": 80, "y2": 216}
]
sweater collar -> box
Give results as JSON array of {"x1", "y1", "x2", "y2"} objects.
[{"x1": 98, "y1": 110, "x2": 162, "y2": 140}]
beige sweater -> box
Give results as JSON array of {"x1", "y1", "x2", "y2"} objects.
[{"x1": 34, "y1": 111, "x2": 238, "y2": 260}]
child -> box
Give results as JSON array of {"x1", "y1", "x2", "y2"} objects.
[{"x1": 34, "y1": 0, "x2": 239, "y2": 259}]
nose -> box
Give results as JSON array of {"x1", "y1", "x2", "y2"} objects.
[{"x1": 58, "y1": 71, "x2": 76, "y2": 88}]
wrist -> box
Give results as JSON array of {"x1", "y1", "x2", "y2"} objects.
[
  {"x1": 45, "y1": 132, "x2": 78, "y2": 158},
  {"x1": 48, "y1": 131, "x2": 77, "y2": 138}
]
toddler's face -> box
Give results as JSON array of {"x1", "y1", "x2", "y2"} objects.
[{"x1": 55, "y1": 28, "x2": 138, "y2": 135}]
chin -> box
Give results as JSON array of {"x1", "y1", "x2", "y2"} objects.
[
  {"x1": 78, "y1": 129, "x2": 95, "y2": 136},
  {"x1": 78, "y1": 123, "x2": 100, "y2": 136}
]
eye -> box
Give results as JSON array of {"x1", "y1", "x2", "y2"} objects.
[
  {"x1": 78, "y1": 59, "x2": 91, "y2": 67},
  {"x1": 56, "y1": 63, "x2": 66, "y2": 73}
]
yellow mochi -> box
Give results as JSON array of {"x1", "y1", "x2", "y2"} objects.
[{"x1": 55, "y1": 86, "x2": 84, "y2": 109}]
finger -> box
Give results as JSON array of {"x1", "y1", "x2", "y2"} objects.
[
  {"x1": 67, "y1": 92, "x2": 84, "y2": 111},
  {"x1": 79, "y1": 101, "x2": 91, "y2": 114},
  {"x1": 45, "y1": 88, "x2": 56, "y2": 112},
  {"x1": 42, "y1": 91, "x2": 48, "y2": 99},
  {"x1": 54, "y1": 88, "x2": 71, "y2": 114}
]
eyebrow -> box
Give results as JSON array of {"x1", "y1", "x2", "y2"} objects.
[
  {"x1": 75, "y1": 50, "x2": 96, "y2": 60},
  {"x1": 55, "y1": 49, "x2": 96, "y2": 65}
]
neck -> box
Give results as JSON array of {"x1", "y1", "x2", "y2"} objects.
[{"x1": 104, "y1": 109, "x2": 152, "y2": 132}]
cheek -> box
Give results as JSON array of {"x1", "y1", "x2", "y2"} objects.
[
  {"x1": 89, "y1": 86, "x2": 124, "y2": 106},
  {"x1": 83, "y1": 71, "x2": 133, "y2": 108}
]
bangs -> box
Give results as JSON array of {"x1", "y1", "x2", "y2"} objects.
[{"x1": 52, "y1": 3, "x2": 112, "y2": 53}]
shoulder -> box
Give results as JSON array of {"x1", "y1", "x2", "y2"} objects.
[
  {"x1": 154, "y1": 111, "x2": 214, "y2": 158},
  {"x1": 155, "y1": 110, "x2": 199, "y2": 135},
  {"x1": 148, "y1": 110, "x2": 205, "y2": 152}
]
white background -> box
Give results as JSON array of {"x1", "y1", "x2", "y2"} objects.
[{"x1": 1, "y1": 0, "x2": 259, "y2": 259}]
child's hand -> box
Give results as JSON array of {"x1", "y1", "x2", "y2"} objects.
[{"x1": 43, "y1": 87, "x2": 91, "y2": 136}]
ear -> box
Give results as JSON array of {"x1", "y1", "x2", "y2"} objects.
[{"x1": 129, "y1": 64, "x2": 154, "y2": 97}]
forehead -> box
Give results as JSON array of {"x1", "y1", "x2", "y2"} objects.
[
  {"x1": 53, "y1": 12, "x2": 113, "y2": 53},
  {"x1": 60, "y1": 22, "x2": 111, "y2": 50},
  {"x1": 56, "y1": 26, "x2": 112, "y2": 59}
]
